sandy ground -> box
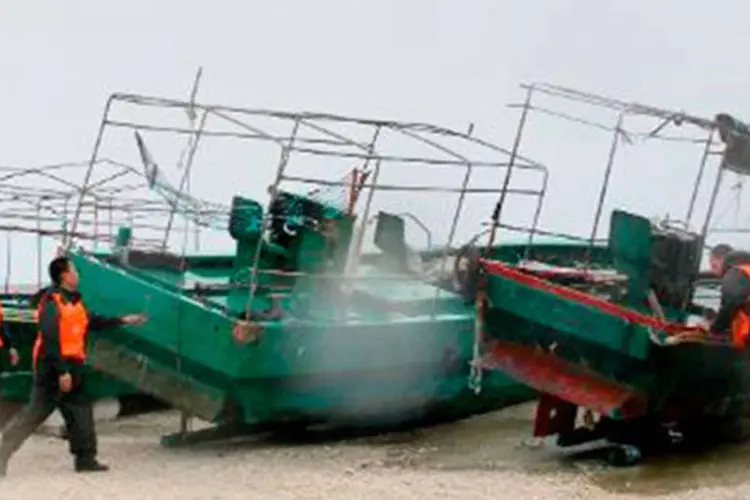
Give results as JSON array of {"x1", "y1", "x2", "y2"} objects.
[{"x1": 2, "y1": 403, "x2": 750, "y2": 499}]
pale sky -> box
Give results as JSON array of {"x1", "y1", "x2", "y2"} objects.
[{"x1": 0, "y1": 0, "x2": 748, "y2": 284}]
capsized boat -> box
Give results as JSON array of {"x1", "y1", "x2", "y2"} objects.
[{"x1": 475, "y1": 83, "x2": 750, "y2": 465}]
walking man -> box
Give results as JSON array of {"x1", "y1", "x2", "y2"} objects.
[{"x1": 0, "y1": 256, "x2": 147, "y2": 475}]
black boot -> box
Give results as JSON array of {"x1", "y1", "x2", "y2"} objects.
[{"x1": 75, "y1": 458, "x2": 109, "y2": 473}]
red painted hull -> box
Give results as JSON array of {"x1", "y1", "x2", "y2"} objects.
[{"x1": 481, "y1": 340, "x2": 647, "y2": 419}]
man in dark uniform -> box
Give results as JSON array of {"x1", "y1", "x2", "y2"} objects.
[
  {"x1": 0, "y1": 256, "x2": 147, "y2": 476},
  {"x1": 702, "y1": 243, "x2": 750, "y2": 440},
  {"x1": 707, "y1": 243, "x2": 750, "y2": 338}
]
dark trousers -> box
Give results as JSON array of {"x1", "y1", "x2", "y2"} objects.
[{"x1": 0, "y1": 373, "x2": 97, "y2": 465}]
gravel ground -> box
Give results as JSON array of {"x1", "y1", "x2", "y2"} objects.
[{"x1": 1, "y1": 402, "x2": 750, "y2": 499}]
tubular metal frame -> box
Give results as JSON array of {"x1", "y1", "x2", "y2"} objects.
[
  {"x1": 69, "y1": 92, "x2": 551, "y2": 315},
  {"x1": 496, "y1": 82, "x2": 738, "y2": 257}
]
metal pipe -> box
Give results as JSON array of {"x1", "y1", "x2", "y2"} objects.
[
  {"x1": 344, "y1": 159, "x2": 382, "y2": 279},
  {"x1": 524, "y1": 169, "x2": 550, "y2": 260},
  {"x1": 395, "y1": 212, "x2": 433, "y2": 250},
  {"x1": 586, "y1": 112, "x2": 625, "y2": 261},
  {"x1": 161, "y1": 109, "x2": 209, "y2": 250},
  {"x1": 102, "y1": 120, "x2": 539, "y2": 170},
  {"x1": 487, "y1": 85, "x2": 535, "y2": 251},
  {"x1": 701, "y1": 157, "x2": 727, "y2": 240},
  {"x1": 246, "y1": 118, "x2": 302, "y2": 317},
  {"x1": 65, "y1": 95, "x2": 115, "y2": 249},
  {"x1": 281, "y1": 176, "x2": 541, "y2": 195},
  {"x1": 685, "y1": 130, "x2": 715, "y2": 226}
]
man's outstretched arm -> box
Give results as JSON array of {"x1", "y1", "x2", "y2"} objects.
[
  {"x1": 85, "y1": 306, "x2": 146, "y2": 332},
  {"x1": 86, "y1": 309, "x2": 125, "y2": 332}
]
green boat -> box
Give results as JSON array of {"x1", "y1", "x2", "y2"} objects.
[
  {"x1": 476, "y1": 83, "x2": 750, "y2": 465},
  {"x1": 36, "y1": 90, "x2": 578, "y2": 446}
]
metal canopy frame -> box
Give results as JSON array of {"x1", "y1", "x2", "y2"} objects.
[
  {"x1": 469, "y1": 82, "x2": 743, "y2": 395},
  {"x1": 68, "y1": 91, "x2": 551, "y2": 310},
  {"x1": 0, "y1": 158, "x2": 199, "y2": 289},
  {"x1": 496, "y1": 82, "x2": 739, "y2": 254},
  {"x1": 0, "y1": 160, "x2": 214, "y2": 244}
]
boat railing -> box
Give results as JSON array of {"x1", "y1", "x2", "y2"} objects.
[
  {"x1": 476, "y1": 221, "x2": 610, "y2": 252},
  {"x1": 394, "y1": 212, "x2": 432, "y2": 251}
]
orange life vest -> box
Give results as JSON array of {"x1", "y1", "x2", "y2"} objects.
[
  {"x1": 731, "y1": 264, "x2": 750, "y2": 349},
  {"x1": 32, "y1": 292, "x2": 89, "y2": 368}
]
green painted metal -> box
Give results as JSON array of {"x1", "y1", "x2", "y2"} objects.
[
  {"x1": 115, "y1": 226, "x2": 133, "y2": 248},
  {"x1": 73, "y1": 247, "x2": 535, "y2": 428},
  {"x1": 482, "y1": 209, "x2": 744, "y2": 421},
  {"x1": 484, "y1": 272, "x2": 653, "y2": 360},
  {"x1": 58, "y1": 189, "x2": 598, "y2": 434},
  {"x1": 0, "y1": 213, "x2": 609, "y2": 428}
]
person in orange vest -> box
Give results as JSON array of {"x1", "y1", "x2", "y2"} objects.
[
  {"x1": 0, "y1": 302, "x2": 19, "y2": 368},
  {"x1": 706, "y1": 243, "x2": 750, "y2": 347},
  {"x1": 0, "y1": 256, "x2": 147, "y2": 476}
]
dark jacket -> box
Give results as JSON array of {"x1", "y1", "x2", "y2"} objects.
[
  {"x1": 0, "y1": 317, "x2": 13, "y2": 350},
  {"x1": 712, "y1": 251, "x2": 750, "y2": 334},
  {"x1": 36, "y1": 287, "x2": 123, "y2": 377}
]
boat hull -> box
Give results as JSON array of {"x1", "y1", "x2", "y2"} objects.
[{"x1": 479, "y1": 256, "x2": 750, "y2": 463}]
